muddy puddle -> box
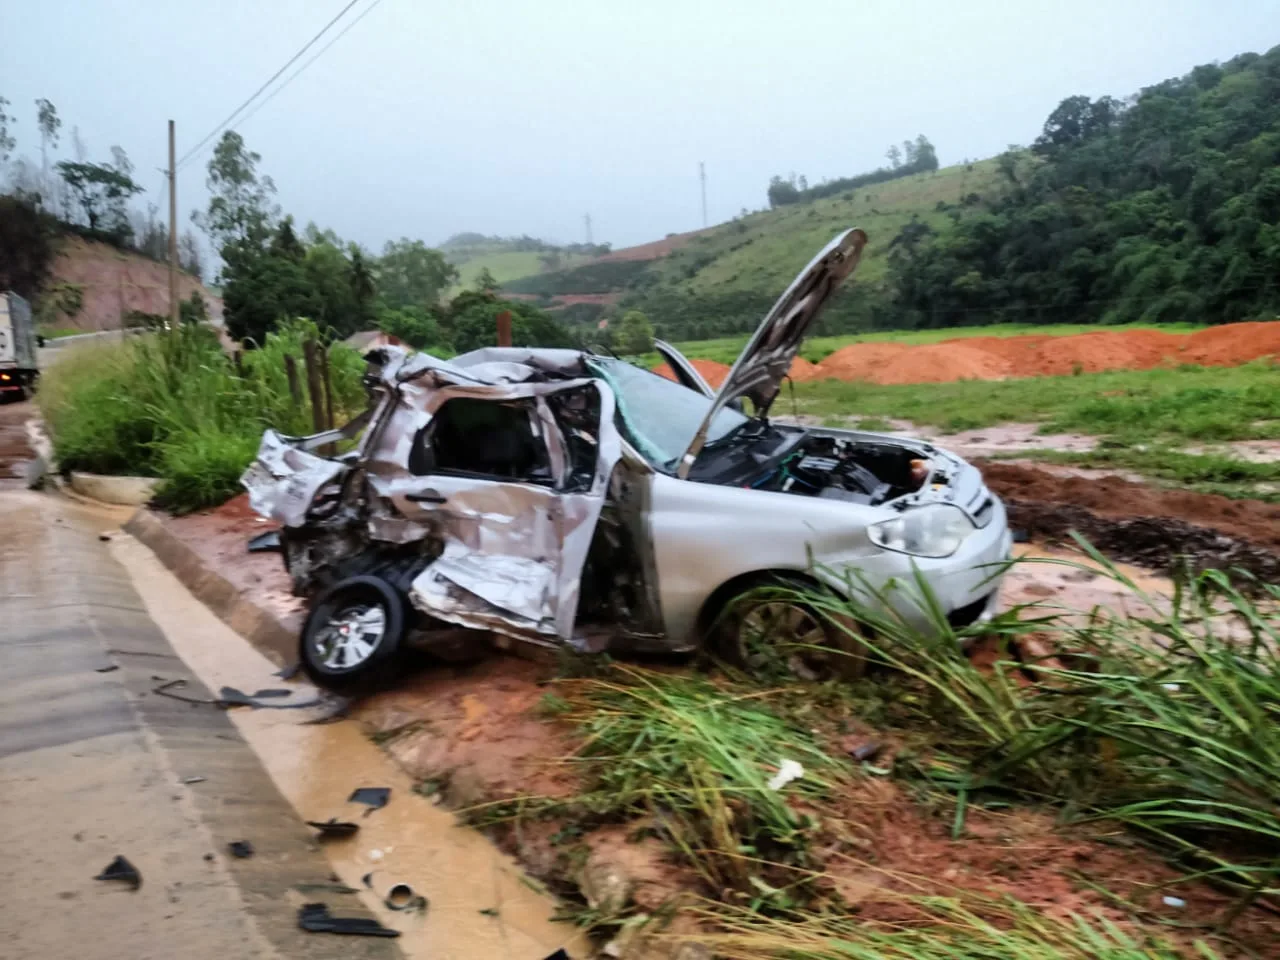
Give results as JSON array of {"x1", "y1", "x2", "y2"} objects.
[{"x1": 109, "y1": 532, "x2": 587, "y2": 960}]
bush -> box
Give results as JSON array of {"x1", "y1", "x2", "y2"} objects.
[{"x1": 38, "y1": 319, "x2": 366, "y2": 512}]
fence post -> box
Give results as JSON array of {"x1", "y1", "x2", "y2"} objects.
[
  {"x1": 496, "y1": 309, "x2": 512, "y2": 347},
  {"x1": 319, "y1": 345, "x2": 335, "y2": 431},
  {"x1": 284, "y1": 354, "x2": 302, "y2": 409},
  {"x1": 302, "y1": 339, "x2": 326, "y2": 435}
]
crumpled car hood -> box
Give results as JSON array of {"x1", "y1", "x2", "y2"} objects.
[{"x1": 241, "y1": 430, "x2": 347, "y2": 529}]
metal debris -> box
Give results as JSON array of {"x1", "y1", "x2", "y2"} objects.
[
  {"x1": 306, "y1": 818, "x2": 360, "y2": 840},
  {"x1": 247, "y1": 530, "x2": 282, "y2": 553},
  {"x1": 348, "y1": 787, "x2": 391, "y2": 813},
  {"x1": 228, "y1": 840, "x2": 254, "y2": 859},
  {"x1": 297, "y1": 902, "x2": 400, "y2": 938},
  {"x1": 384, "y1": 882, "x2": 428, "y2": 913},
  {"x1": 180, "y1": 776, "x2": 207, "y2": 785},
  {"x1": 94, "y1": 855, "x2": 141, "y2": 890},
  {"x1": 94, "y1": 664, "x2": 119, "y2": 673}
]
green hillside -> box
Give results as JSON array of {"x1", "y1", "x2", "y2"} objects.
[
  {"x1": 441, "y1": 235, "x2": 599, "y2": 294},
  {"x1": 503, "y1": 159, "x2": 1007, "y2": 337}
]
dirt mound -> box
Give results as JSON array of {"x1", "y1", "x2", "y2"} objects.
[
  {"x1": 48, "y1": 236, "x2": 222, "y2": 331},
  {"x1": 652, "y1": 358, "x2": 732, "y2": 388},
  {"x1": 980, "y1": 460, "x2": 1280, "y2": 581},
  {"x1": 806, "y1": 321, "x2": 1280, "y2": 385}
]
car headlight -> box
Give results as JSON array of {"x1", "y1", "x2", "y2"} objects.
[{"x1": 868, "y1": 504, "x2": 975, "y2": 558}]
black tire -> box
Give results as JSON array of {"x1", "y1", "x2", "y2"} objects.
[
  {"x1": 300, "y1": 575, "x2": 407, "y2": 691},
  {"x1": 712, "y1": 577, "x2": 869, "y2": 683}
]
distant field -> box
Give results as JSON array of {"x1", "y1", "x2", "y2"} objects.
[
  {"x1": 656, "y1": 321, "x2": 1209, "y2": 366},
  {"x1": 449, "y1": 249, "x2": 591, "y2": 293},
  {"x1": 787, "y1": 360, "x2": 1279, "y2": 443}
]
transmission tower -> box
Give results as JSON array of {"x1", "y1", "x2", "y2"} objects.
[
  {"x1": 699, "y1": 161, "x2": 707, "y2": 227},
  {"x1": 584, "y1": 213, "x2": 593, "y2": 245}
]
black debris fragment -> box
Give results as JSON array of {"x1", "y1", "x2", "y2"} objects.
[
  {"x1": 348, "y1": 787, "x2": 390, "y2": 814},
  {"x1": 848, "y1": 740, "x2": 884, "y2": 762},
  {"x1": 385, "y1": 882, "x2": 428, "y2": 913},
  {"x1": 218, "y1": 685, "x2": 327, "y2": 710},
  {"x1": 247, "y1": 530, "x2": 282, "y2": 553},
  {"x1": 361, "y1": 872, "x2": 374, "y2": 889},
  {"x1": 306, "y1": 818, "x2": 360, "y2": 840},
  {"x1": 94, "y1": 855, "x2": 142, "y2": 890},
  {"x1": 479, "y1": 907, "x2": 499, "y2": 917},
  {"x1": 543, "y1": 950, "x2": 571, "y2": 960},
  {"x1": 152, "y1": 678, "x2": 222, "y2": 706},
  {"x1": 98, "y1": 533, "x2": 111, "y2": 542},
  {"x1": 1011, "y1": 528, "x2": 1031, "y2": 544},
  {"x1": 95, "y1": 664, "x2": 119, "y2": 673},
  {"x1": 274, "y1": 661, "x2": 303, "y2": 680},
  {"x1": 228, "y1": 840, "x2": 254, "y2": 859},
  {"x1": 297, "y1": 903, "x2": 400, "y2": 938},
  {"x1": 181, "y1": 776, "x2": 206, "y2": 785},
  {"x1": 250, "y1": 688, "x2": 291, "y2": 698},
  {"x1": 300, "y1": 697, "x2": 352, "y2": 724},
  {"x1": 203, "y1": 854, "x2": 215, "y2": 862}
]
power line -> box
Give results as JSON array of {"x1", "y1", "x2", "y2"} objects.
[
  {"x1": 175, "y1": 0, "x2": 363, "y2": 172},
  {"x1": 229, "y1": 0, "x2": 386, "y2": 138}
]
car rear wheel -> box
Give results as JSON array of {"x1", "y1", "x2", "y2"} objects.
[
  {"x1": 713, "y1": 583, "x2": 869, "y2": 682},
  {"x1": 300, "y1": 575, "x2": 406, "y2": 690}
]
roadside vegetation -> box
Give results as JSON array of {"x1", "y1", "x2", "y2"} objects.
[
  {"x1": 37, "y1": 320, "x2": 365, "y2": 511},
  {"x1": 475, "y1": 551, "x2": 1279, "y2": 957}
]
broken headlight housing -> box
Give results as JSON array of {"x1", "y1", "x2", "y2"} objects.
[{"x1": 868, "y1": 504, "x2": 975, "y2": 558}]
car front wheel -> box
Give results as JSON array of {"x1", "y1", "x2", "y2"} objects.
[
  {"x1": 713, "y1": 583, "x2": 869, "y2": 682},
  {"x1": 300, "y1": 575, "x2": 406, "y2": 690}
]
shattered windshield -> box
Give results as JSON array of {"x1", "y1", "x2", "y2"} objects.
[{"x1": 588, "y1": 358, "x2": 748, "y2": 471}]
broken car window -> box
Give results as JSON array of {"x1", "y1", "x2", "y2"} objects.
[
  {"x1": 409, "y1": 397, "x2": 553, "y2": 483},
  {"x1": 587, "y1": 358, "x2": 747, "y2": 471}
]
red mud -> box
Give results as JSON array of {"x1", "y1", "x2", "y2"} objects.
[
  {"x1": 594, "y1": 229, "x2": 708, "y2": 263},
  {"x1": 653, "y1": 321, "x2": 1280, "y2": 387},
  {"x1": 980, "y1": 461, "x2": 1280, "y2": 551}
]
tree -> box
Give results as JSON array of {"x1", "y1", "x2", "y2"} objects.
[
  {"x1": 377, "y1": 304, "x2": 444, "y2": 351},
  {"x1": 35, "y1": 99, "x2": 60, "y2": 176},
  {"x1": 0, "y1": 96, "x2": 15, "y2": 162},
  {"x1": 56, "y1": 160, "x2": 143, "y2": 236},
  {"x1": 376, "y1": 238, "x2": 457, "y2": 308},
  {"x1": 614, "y1": 310, "x2": 654, "y2": 355},
  {"x1": 0, "y1": 196, "x2": 57, "y2": 299},
  {"x1": 179, "y1": 229, "x2": 204, "y2": 281},
  {"x1": 767, "y1": 174, "x2": 801, "y2": 207},
  {"x1": 194, "y1": 131, "x2": 278, "y2": 253},
  {"x1": 445, "y1": 291, "x2": 574, "y2": 353},
  {"x1": 913, "y1": 135, "x2": 939, "y2": 172},
  {"x1": 886, "y1": 144, "x2": 902, "y2": 169},
  {"x1": 474, "y1": 266, "x2": 500, "y2": 294}
]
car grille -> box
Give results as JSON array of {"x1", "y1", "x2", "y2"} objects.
[
  {"x1": 971, "y1": 495, "x2": 995, "y2": 528},
  {"x1": 947, "y1": 593, "x2": 993, "y2": 629}
]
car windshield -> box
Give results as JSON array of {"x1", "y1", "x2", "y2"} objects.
[{"x1": 588, "y1": 357, "x2": 748, "y2": 471}]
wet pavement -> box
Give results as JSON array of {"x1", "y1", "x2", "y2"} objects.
[{"x1": 0, "y1": 409, "x2": 579, "y2": 958}]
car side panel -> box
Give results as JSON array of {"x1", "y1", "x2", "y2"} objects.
[{"x1": 647, "y1": 472, "x2": 887, "y2": 645}]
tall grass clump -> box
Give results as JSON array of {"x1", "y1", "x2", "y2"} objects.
[
  {"x1": 38, "y1": 319, "x2": 366, "y2": 512},
  {"x1": 795, "y1": 548, "x2": 1280, "y2": 900},
  {"x1": 691, "y1": 889, "x2": 1221, "y2": 959},
  {"x1": 533, "y1": 667, "x2": 856, "y2": 900}
]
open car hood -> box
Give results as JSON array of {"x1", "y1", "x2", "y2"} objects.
[{"x1": 675, "y1": 227, "x2": 868, "y2": 478}]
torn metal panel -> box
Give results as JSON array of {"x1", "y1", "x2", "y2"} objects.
[{"x1": 241, "y1": 430, "x2": 347, "y2": 528}]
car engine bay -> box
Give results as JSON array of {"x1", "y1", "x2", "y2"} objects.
[{"x1": 692, "y1": 427, "x2": 937, "y2": 506}]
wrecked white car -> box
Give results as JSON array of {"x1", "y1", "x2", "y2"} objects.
[{"x1": 243, "y1": 229, "x2": 1012, "y2": 688}]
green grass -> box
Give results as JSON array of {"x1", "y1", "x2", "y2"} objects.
[
  {"x1": 779, "y1": 361, "x2": 1280, "y2": 443},
  {"x1": 38, "y1": 319, "x2": 366, "y2": 512},
  {"x1": 648, "y1": 160, "x2": 1009, "y2": 297},
  {"x1": 38, "y1": 326, "x2": 85, "y2": 340},
  {"x1": 657, "y1": 320, "x2": 1208, "y2": 367}
]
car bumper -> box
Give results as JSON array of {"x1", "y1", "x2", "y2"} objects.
[{"x1": 817, "y1": 497, "x2": 1013, "y2": 636}]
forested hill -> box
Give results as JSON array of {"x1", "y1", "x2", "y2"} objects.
[
  {"x1": 892, "y1": 45, "x2": 1280, "y2": 331},
  {"x1": 503, "y1": 46, "x2": 1280, "y2": 344}
]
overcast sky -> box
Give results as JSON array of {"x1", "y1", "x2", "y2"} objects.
[{"x1": 4, "y1": 1, "x2": 1276, "y2": 252}]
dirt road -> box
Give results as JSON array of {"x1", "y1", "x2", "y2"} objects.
[{"x1": 0, "y1": 399, "x2": 34, "y2": 487}]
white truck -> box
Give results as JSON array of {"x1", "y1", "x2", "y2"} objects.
[{"x1": 0, "y1": 291, "x2": 38, "y2": 401}]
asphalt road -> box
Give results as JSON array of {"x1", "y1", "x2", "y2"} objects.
[{"x1": 0, "y1": 404, "x2": 401, "y2": 959}]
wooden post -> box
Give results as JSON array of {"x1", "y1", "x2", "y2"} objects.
[
  {"x1": 284, "y1": 354, "x2": 302, "y2": 408},
  {"x1": 302, "y1": 339, "x2": 326, "y2": 434},
  {"x1": 496, "y1": 309, "x2": 512, "y2": 347},
  {"x1": 232, "y1": 349, "x2": 244, "y2": 379},
  {"x1": 319, "y1": 345, "x2": 335, "y2": 430},
  {"x1": 167, "y1": 119, "x2": 179, "y2": 328}
]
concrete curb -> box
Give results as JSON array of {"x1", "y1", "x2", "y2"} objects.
[
  {"x1": 70, "y1": 471, "x2": 160, "y2": 505},
  {"x1": 123, "y1": 508, "x2": 297, "y2": 666}
]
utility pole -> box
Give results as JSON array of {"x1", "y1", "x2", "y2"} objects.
[
  {"x1": 584, "y1": 213, "x2": 593, "y2": 246},
  {"x1": 167, "y1": 120, "x2": 179, "y2": 327},
  {"x1": 699, "y1": 161, "x2": 707, "y2": 228}
]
